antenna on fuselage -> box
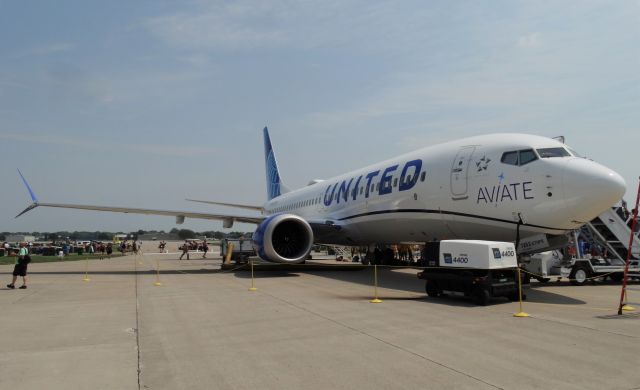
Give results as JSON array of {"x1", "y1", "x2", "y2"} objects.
[{"x1": 552, "y1": 136, "x2": 565, "y2": 144}]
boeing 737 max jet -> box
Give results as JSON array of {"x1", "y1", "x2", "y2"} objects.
[{"x1": 16, "y1": 128, "x2": 626, "y2": 263}]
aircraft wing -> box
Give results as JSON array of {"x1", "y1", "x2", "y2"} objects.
[
  {"x1": 14, "y1": 169, "x2": 264, "y2": 225},
  {"x1": 15, "y1": 201, "x2": 264, "y2": 224}
]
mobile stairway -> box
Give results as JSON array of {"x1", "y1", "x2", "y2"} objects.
[{"x1": 522, "y1": 206, "x2": 640, "y2": 285}]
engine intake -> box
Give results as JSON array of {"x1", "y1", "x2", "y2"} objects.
[{"x1": 252, "y1": 214, "x2": 314, "y2": 263}]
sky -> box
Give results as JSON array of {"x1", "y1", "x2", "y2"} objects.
[{"x1": 1, "y1": 0, "x2": 639, "y2": 233}]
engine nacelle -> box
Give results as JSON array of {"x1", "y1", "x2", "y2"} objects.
[{"x1": 252, "y1": 214, "x2": 314, "y2": 263}]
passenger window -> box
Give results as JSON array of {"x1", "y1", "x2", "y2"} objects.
[
  {"x1": 393, "y1": 178, "x2": 398, "y2": 187},
  {"x1": 375, "y1": 183, "x2": 379, "y2": 191},
  {"x1": 519, "y1": 149, "x2": 537, "y2": 165},
  {"x1": 360, "y1": 187, "x2": 363, "y2": 195},
  {"x1": 537, "y1": 147, "x2": 570, "y2": 158},
  {"x1": 501, "y1": 151, "x2": 518, "y2": 166},
  {"x1": 420, "y1": 171, "x2": 426, "y2": 182}
]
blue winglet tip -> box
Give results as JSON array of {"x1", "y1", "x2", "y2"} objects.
[{"x1": 17, "y1": 169, "x2": 38, "y2": 203}]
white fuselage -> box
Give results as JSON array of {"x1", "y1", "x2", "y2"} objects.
[{"x1": 262, "y1": 134, "x2": 625, "y2": 245}]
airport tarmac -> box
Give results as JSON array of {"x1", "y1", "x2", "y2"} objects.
[{"x1": 1, "y1": 251, "x2": 639, "y2": 390}]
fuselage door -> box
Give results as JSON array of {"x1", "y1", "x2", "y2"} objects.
[{"x1": 450, "y1": 146, "x2": 476, "y2": 200}]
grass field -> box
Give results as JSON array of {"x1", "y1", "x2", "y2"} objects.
[{"x1": 0, "y1": 253, "x2": 124, "y2": 265}]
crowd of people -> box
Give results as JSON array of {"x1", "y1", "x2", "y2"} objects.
[
  {"x1": 3, "y1": 238, "x2": 216, "y2": 291},
  {"x1": 178, "y1": 240, "x2": 209, "y2": 260}
]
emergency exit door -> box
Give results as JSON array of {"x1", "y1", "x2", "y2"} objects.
[{"x1": 450, "y1": 146, "x2": 476, "y2": 199}]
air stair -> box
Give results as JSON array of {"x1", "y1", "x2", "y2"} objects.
[
  {"x1": 523, "y1": 206, "x2": 640, "y2": 285},
  {"x1": 328, "y1": 245, "x2": 353, "y2": 260},
  {"x1": 584, "y1": 207, "x2": 639, "y2": 261}
]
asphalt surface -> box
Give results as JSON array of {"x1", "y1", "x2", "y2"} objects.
[{"x1": 1, "y1": 250, "x2": 639, "y2": 390}]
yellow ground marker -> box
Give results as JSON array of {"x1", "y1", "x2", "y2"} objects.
[
  {"x1": 248, "y1": 261, "x2": 257, "y2": 291},
  {"x1": 154, "y1": 258, "x2": 162, "y2": 286},
  {"x1": 370, "y1": 264, "x2": 383, "y2": 303},
  {"x1": 621, "y1": 289, "x2": 634, "y2": 311},
  {"x1": 82, "y1": 259, "x2": 91, "y2": 282},
  {"x1": 513, "y1": 267, "x2": 529, "y2": 317}
]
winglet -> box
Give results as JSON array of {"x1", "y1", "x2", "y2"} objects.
[
  {"x1": 15, "y1": 202, "x2": 39, "y2": 219},
  {"x1": 17, "y1": 169, "x2": 38, "y2": 203}
]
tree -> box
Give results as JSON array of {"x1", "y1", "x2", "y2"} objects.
[{"x1": 177, "y1": 229, "x2": 196, "y2": 239}]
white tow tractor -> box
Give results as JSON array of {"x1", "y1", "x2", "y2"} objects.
[{"x1": 417, "y1": 240, "x2": 523, "y2": 305}]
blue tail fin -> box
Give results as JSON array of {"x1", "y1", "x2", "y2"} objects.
[{"x1": 263, "y1": 127, "x2": 288, "y2": 200}]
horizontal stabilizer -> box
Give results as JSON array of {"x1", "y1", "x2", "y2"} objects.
[{"x1": 185, "y1": 199, "x2": 263, "y2": 211}]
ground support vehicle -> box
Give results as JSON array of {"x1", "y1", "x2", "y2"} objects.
[
  {"x1": 563, "y1": 258, "x2": 640, "y2": 285},
  {"x1": 417, "y1": 240, "x2": 522, "y2": 305},
  {"x1": 521, "y1": 251, "x2": 640, "y2": 286},
  {"x1": 221, "y1": 239, "x2": 256, "y2": 263}
]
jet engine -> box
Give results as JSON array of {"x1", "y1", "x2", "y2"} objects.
[{"x1": 252, "y1": 214, "x2": 314, "y2": 263}]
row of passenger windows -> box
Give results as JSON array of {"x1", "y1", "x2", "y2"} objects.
[
  {"x1": 272, "y1": 197, "x2": 322, "y2": 213},
  {"x1": 269, "y1": 171, "x2": 427, "y2": 213},
  {"x1": 500, "y1": 147, "x2": 571, "y2": 167}
]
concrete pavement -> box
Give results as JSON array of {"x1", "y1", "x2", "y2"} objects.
[{"x1": 1, "y1": 252, "x2": 639, "y2": 390}]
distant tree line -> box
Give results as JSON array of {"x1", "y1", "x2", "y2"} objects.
[{"x1": 1, "y1": 229, "x2": 253, "y2": 241}]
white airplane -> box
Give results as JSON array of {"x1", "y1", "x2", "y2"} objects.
[{"x1": 17, "y1": 128, "x2": 625, "y2": 263}]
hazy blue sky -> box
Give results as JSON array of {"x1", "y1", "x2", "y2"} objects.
[{"x1": 1, "y1": 0, "x2": 638, "y2": 233}]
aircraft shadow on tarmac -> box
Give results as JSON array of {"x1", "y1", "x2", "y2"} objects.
[
  {"x1": 239, "y1": 267, "x2": 586, "y2": 306},
  {"x1": 4, "y1": 264, "x2": 585, "y2": 305}
]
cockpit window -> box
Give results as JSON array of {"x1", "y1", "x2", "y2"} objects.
[
  {"x1": 519, "y1": 149, "x2": 537, "y2": 165},
  {"x1": 537, "y1": 147, "x2": 570, "y2": 158},
  {"x1": 500, "y1": 149, "x2": 538, "y2": 166},
  {"x1": 501, "y1": 151, "x2": 518, "y2": 165},
  {"x1": 567, "y1": 147, "x2": 583, "y2": 158}
]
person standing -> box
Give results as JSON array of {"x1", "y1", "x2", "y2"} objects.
[
  {"x1": 106, "y1": 243, "x2": 113, "y2": 259},
  {"x1": 202, "y1": 240, "x2": 209, "y2": 259},
  {"x1": 179, "y1": 240, "x2": 190, "y2": 260},
  {"x1": 7, "y1": 243, "x2": 30, "y2": 289}
]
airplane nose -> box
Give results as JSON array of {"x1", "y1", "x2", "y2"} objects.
[{"x1": 562, "y1": 158, "x2": 626, "y2": 223}]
